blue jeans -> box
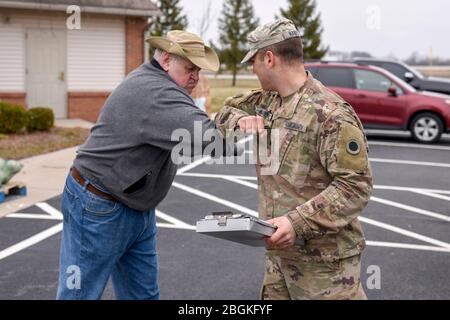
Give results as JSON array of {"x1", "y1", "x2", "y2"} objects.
[{"x1": 57, "y1": 173, "x2": 159, "y2": 300}]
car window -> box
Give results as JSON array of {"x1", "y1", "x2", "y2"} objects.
[
  {"x1": 306, "y1": 66, "x2": 319, "y2": 77},
  {"x1": 354, "y1": 69, "x2": 403, "y2": 94},
  {"x1": 315, "y1": 67, "x2": 354, "y2": 88},
  {"x1": 358, "y1": 60, "x2": 383, "y2": 68},
  {"x1": 381, "y1": 63, "x2": 409, "y2": 79}
]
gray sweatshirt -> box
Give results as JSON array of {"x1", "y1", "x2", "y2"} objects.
[{"x1": 74, "y1": 61, "x2": 235, "y2": 212}]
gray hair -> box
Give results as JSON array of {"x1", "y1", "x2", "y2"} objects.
[
  {"x1": 153, "y1": 48, "x2": 165, "y2": 61},
  {"x1": 153, "y1": 48, "x2": 183, "y2": 63}
]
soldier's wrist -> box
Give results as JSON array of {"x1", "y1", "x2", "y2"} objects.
[
  {"x1": 286, "y1": 210, "x2": 303, "y2": 238},
  {"x1": 286, "y1": 209, "x2": 314, "y2": 240}
]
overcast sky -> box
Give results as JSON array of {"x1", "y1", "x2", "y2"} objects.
[{"x1": 179, "y1": 0, "x2": 450, "y2": 60}]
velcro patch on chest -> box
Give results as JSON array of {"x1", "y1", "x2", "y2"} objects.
[
  {"x1": 255, "y1": 105, "x2": 273, "y2": 121},
  {"x1": 284, "y1": 121, "x2": 306, "y2": 132}
]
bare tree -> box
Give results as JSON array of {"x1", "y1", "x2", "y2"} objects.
[{"x1": 197, "y1": 0, "x2": 214, "y2": 38}]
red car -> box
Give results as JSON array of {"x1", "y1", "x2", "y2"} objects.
[{"x1": 305, "y1": 62, "x2": 450, "y2": 143}]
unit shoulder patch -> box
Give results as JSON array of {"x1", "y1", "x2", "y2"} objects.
[
  {"x1": 346, "y1": 139, "x2": 361, "y2": 155},
  {"x1": 336, "y1": 122, "x2": 368, "y2": 172}
]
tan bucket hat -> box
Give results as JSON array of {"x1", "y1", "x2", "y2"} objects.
[{"x1": 146, "y1": 30, "x2": 220, "y2": 72}]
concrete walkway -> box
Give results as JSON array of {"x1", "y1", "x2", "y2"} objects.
[
  {"x1": 54, "y1": 118, "x2": 94, "y2": 129},
  {"x1": 0, "y1": 119, "x2": 93, "y2": 218}
]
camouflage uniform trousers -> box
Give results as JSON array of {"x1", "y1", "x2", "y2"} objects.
[{"x1": 260, "y1": 252, "x2": 367, "y2": 300}]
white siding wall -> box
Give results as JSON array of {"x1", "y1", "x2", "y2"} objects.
[
  {"x1": 0, "y1": 11, "x2": 66, "y2": 93},
  {"x1": 67, "y1": 17, "x2": 125, "y2": 91},
  {"x1": 0, "y1": 10, "x2": 125, "y2": 93},
  {"x1": 0, "y1": 24, "x2": 25, "y2": 92}
]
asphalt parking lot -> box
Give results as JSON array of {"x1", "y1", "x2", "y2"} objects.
[{"x1": 0, "y1": 132, "x2": 449, "y2": 300}]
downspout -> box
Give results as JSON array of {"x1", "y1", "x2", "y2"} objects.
[{"x1": 143, "y1": 17, "x2": 154, "y2": 63}]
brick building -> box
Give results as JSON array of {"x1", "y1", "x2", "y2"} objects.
[{"x1": 0, "y1": 0, "x2": 159, "y2": 122}]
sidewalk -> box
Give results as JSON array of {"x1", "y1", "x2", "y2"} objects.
[{"x1": 0, "y1": 119, "x2": 93, "y2": 218}]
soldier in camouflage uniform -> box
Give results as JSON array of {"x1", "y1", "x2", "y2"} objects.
[{"x1": 214, "y1": 19, "x2": 373, "y2": 300}]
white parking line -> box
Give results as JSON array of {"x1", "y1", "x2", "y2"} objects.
[
  {"x1": 157, "y1": 223, "x2": 188, "y2": 230},
  {"x1": 2, "y1": 187, "x2": 449, "y2": 261},
  {"x1": 172, "y1": 182, "x2": 258, "y2": 217},
  {"x1": 360, "y1": 216, "x2": 450, "y2": 249},
  {"x1": 369, "y1": 141, "x2": 450, "y2": 151},
  {"x1": 2, "y1": 133, "x2": 449, "y2": 261},
  {"x1": 182, "y1": 176, "x2": 450, "y2": 196},
  {"x1": 0, "y1": 137, "x2": 258, "y2": 261},
  {"x1": 366, "y1": 241, "x2": 450, "y2": 253},
  {"x1": 6, "y1": 213, "x2": 62, "y2": 220},
  {"x1": 221, "y1": 176, "x2": 260, "y2": 189},
  {"x1": 370, "y1": 158, "x2": 450, "y2": 168},
  {"x1": 176, "y1": 136, "x2": 253, "y2": 175},
  {"x1": 156, "y1": 210, "x2": 195, "y2": 230},
  {"x1": 0, "y1": 223, "x2": 63, "y2": 261},
  {"x1": 220, "y1": 176, "x2": 258, "y2": 189},
  {"x1": 374, "y1": 185, "x2": 450, "y2": 194},
  {"x1": 179, "y1": 172, "x2": 257, "y2": 180},
  {"x1": 0, "y1": 207, "x2": 196, "y2": 261},
  {"x1": 411, "y1": 190, "x2": 450, "y2": 202},
  {"x1": 179, "y1": 154, "x2": 450, "y2": 168},
  {"x1": 172, "y1": 179, "x2": 450, "y2": 251},
  {"x1": 36, "y1": 202, "x2": 63, "y2": 219},
  {"x1": 156, "y1": 223, "x2": 195, "y2": 230},
  {"x1": 370, "y1": 196, "x2": 450, "y2": 222},
  {"x1": 177, "y1": 175, "x2": 450, "y2": 223},
  {"x1": 177, "y1": 156, "x2": 212, "y2": 175}
]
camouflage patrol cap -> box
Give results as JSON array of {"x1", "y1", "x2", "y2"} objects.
[{"x1": 241, "y1": 18, "x2": 301, "y2": 64}]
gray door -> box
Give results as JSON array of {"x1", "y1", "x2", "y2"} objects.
[{"x1": 26, "y1": 29, "x2": 67, "y2": 118}]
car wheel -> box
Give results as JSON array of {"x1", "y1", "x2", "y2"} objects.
[{"x1": 410, "y1": 112, "x2": 443, "y2": 143}]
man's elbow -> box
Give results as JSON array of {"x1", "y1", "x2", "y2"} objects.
[{"x1": 356, "y1": 179, "x2": 373, "y2": 210}]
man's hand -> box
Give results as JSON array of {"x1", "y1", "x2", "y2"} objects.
[
  {"x1": 265, "y1": 216, "x2": 297, "y2": 249},
  {"x1": 237, "y1": 116, "x2": 265, "y2": 134}
]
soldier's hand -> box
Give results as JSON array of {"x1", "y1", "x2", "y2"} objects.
[
  {"x1": 237, "y1": 116, "x2": 265, "y2": 134},
  {"x1": 264, "y1": 216, "x2": 296, "y2": 249}
]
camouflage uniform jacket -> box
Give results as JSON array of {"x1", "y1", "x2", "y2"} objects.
[{"x1": 214, "y1": 72, "x2": 373, "y2": 262}]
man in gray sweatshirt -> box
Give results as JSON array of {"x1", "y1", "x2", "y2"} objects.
[{"x1": 57, "y1": 31, "x2": 236, "y2": 300}]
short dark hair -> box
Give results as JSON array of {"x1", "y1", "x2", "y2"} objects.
[{"x1": 259, "y1": 37, "x2": 303, "y2": 64}]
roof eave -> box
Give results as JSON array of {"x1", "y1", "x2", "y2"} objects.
[{"x1": 0, "y1": 1, "x2": 161, "y2": 17}]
